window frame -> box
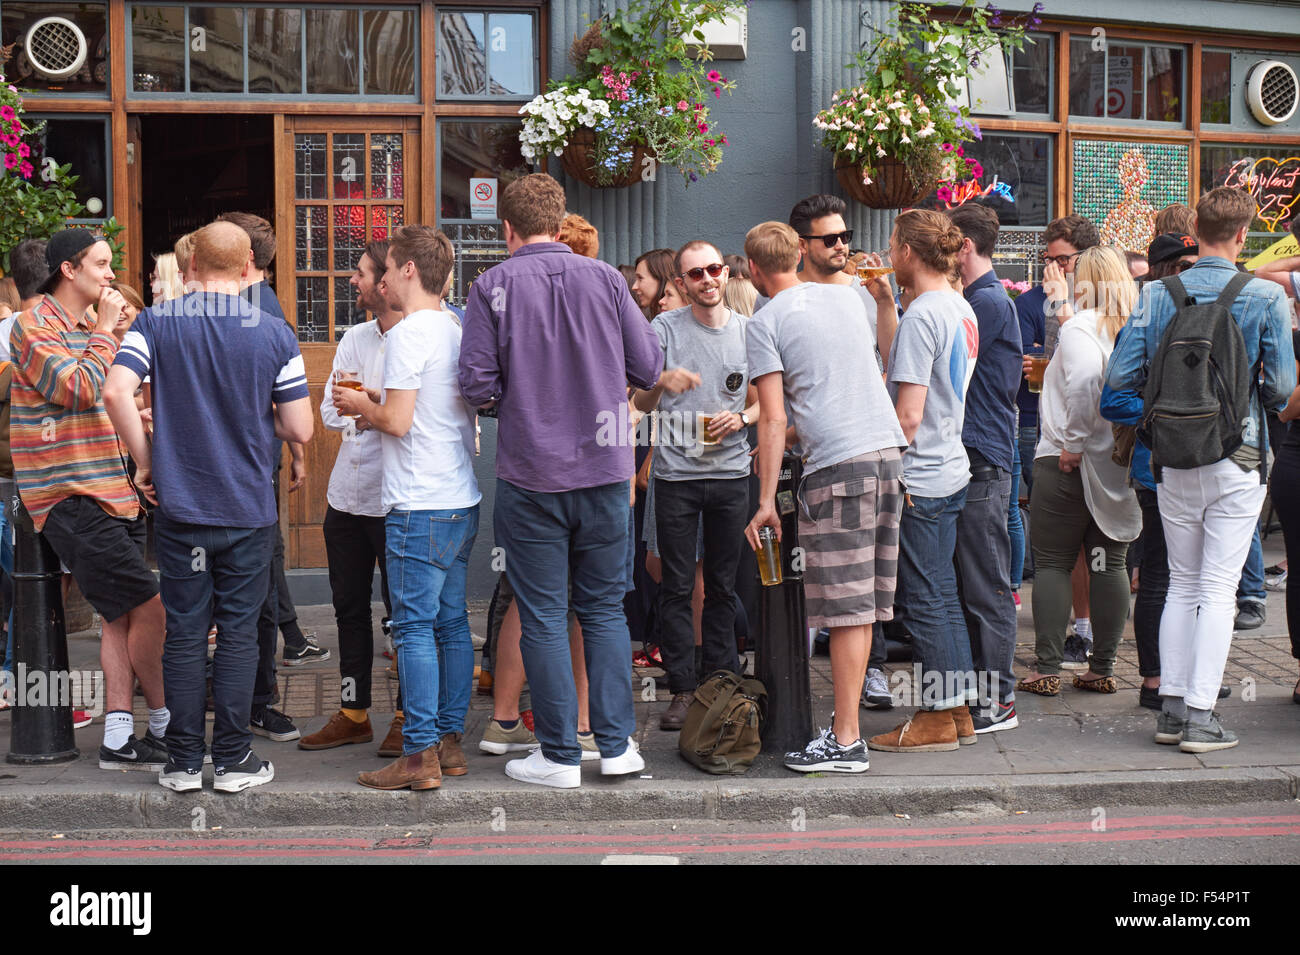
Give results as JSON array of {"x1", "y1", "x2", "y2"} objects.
[
  {"x1": 970, "y1": 31, "x2": 1056, "y2": 121},
  {"x1": 434, "y1": 6, "x2": 539, "y2": 103},
  {"x1": 23, "y1": 111, "x2": 114, "y2": 223},
  {"x1": 0, "y1": 0, "x2": 112, "y2": 98},
  {"x1": 1067, "y1": 36, "x2": 1188, "y2": 128}
]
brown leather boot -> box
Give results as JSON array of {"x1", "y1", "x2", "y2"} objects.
[
  {"x1": 438, "y1": 732, "x2": 468, "y2": 776},
  {"x1": 867, "y1": 709, "x2": 959, "y2": 752},
  {"x1": 378, "y1": 713, "x2": 405, "y2": 757},
  {"x1": 659, "y1": 692, "x2": 692, "y2": 731},
  {"x1": 357, "y1": 745, "x2": 441, "y2": 791},
  {"x1": 951, "y1": 705, "x2": 977, "y2": 746},
  {"x1": 298, "y1": 711, "x2": 373, "y2": 750}
]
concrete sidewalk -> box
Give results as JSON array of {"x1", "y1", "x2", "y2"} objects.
[{"x1": 3, "y1": 570, "x2": 1299, "y2": 831}]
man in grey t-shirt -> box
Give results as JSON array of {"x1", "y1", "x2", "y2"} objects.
[{"x1": 633, "y1": 240, "x2": 758, "y2": 730}]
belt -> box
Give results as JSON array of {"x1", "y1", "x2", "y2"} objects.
[{"x1": 970, "y1": 464, "x2": 1006, "y2": 482}]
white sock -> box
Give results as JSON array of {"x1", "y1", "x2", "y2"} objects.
[
  {"x1": 1074, "y1": 617, "x2": 1092, "y2": 642},
  {"x1": 148, "y1": 706, "x2": 170, "y2": 739},
  {"x1": 103, "y1": 711, "x2": 133, "y2": 750}
]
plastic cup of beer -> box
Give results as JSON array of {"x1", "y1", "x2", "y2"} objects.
[
  {"x1": 758, "y1": 526, "x2": 783, "y2": 587},
  {"x1": 337, "y1": 370, "x2": 364, "y2": 418},
  {"x1": 698, "y1": 412, "x2": 721, "y2": 446},
  {"x1": 1025, "y1": 346, "x2": 1048, "y2": 394},
  {"x1": 856, "y1": 251, "x2": 895, "y2": 284}
]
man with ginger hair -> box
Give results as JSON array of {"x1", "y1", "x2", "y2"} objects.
[{"x1": 105, "y1": 220, "x2": 314, "y2": 793}]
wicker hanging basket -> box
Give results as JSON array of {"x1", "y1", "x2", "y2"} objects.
[
  {"x1": 560, "y1": 128, "x2": 656, "y2": 189},
  {"x1": 835, "y1": 155, "x2": 932, "y2": 210}
]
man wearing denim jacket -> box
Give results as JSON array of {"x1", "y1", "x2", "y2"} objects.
[{"x1": 1105, "y1": 187, "x2": 1295, "y2": 753}]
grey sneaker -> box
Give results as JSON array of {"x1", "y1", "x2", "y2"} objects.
[
  {"x1": 213, "y1": 751, "x2": 275, "y2": 793},
  {"x1": 1154, "y1": 711, "x2": 1185, "y2": 745},
  {"x1": 577, "y1": 731, "x2": 601, "y2": 762},
  {"x1": 1179, "y1": 715, "x2": 1239, "y2": 753},
  {"x1": 1061, "y1": 634, "x2": 1091, "y2": 670},
  {"x1": 479, "y1": 718, "x2": 539, "y2": 755},
  {"x1": 1233, "y1": 604, "x2": 1265, "y2": 630},
  {"x1": 861, "y1": 667, "x2": 894, "y2": 709}
]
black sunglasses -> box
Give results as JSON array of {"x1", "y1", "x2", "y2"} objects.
[
  {"x1": 801, "y1": 230, "x2": 854, "y2": 249},
  {"x1": 681, "y1": 263, "x2": 726, "y2": 281},
  {"x1": 1041, "y1": 250, "x2": 1082, "y2": 267}
]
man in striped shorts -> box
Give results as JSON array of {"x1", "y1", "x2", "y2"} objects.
[{"x1": 743, "y1": 221, "x2": 907, "y2": 773}]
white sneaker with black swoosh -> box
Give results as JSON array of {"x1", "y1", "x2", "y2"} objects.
[{"x1": 970, "y1": 702, "x2": 1019, "y2": 734}]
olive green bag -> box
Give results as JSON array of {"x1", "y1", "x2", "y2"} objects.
[{"x1": 678, "y1": 670, "x2": 767, "y2": 775}]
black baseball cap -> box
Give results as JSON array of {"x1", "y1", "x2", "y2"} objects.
[
  {"x1": 37, "y1": 228, "x2": 104, "y2": 295},
  {"x1": 1147, "y1": 232, "x2": 1198, "y2": 267}
]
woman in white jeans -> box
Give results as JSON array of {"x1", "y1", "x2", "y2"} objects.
[{"x1": 1018, "y1": 247, "x2": 1142, "y2": 695}]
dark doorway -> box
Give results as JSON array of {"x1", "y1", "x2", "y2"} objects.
[{"x1": 139, "y1": 115, "x2": 274, "y2": 304}]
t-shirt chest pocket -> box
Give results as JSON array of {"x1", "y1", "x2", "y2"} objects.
[{"x1": 723, "y1": 368, "x2": 746, "y2": 396}]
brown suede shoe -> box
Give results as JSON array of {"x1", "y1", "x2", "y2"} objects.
[
  {"x1": 378, "y1": 714, "x2": 405, "y2": 757},
  {"x1": 438, "y1": 732, "x2": 468, "y2": 776},
  {"x1": 659, "y1": 692, "x2": 693, "y2": 731},
  {"x1": 867, "y1": 709, "x2": 959, "y2": 752},
  {"x1": 951, "y1": 705, "x2": 977, "y2": 746},
  {"x1": 298, "y1": 711, "x2": 373, "y2": 750},
  {"x1": 357, "y1": 745, "x2": 441, "y2": 791}
]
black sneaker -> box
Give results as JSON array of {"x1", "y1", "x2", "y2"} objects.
[
  {"x1": 971, "y1": 701, "x2": 1019, "y2": 734},
  {"x1": 250, "y1": 706, "x2": 301, "y2": 742},
  {"x1": 213, "y1": 751, "x2": 274, "y2": 793},
  {"x1": 98, "y1": 733, "x2": 168, "y2": 771},
  {"x1": 1233, "y1": 604, "x2": 1265, "y2": 630},
  {"x1": 783, "y1": 728, "x2": 869, "y2": 774},
  {"x1": 283, "y1": 634, "x2": 331, "y2": 667},
  {"x1": 158, "y1": 760, "x2": 203, "y2": 792},
  {"x1": 1061, "y1": 634, "x2": 1091, "y2": 670}
]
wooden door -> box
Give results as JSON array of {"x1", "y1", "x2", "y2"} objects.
[{"x1": 275, "y1": 115, "x2": 421, "y2": 568}]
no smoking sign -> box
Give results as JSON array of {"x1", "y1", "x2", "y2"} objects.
[{"x1": 470, "y1": 177, "x2": 498, "y2": 219}]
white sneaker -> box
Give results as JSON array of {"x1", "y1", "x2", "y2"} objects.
[
  {"x1": 600, "y1": 737, "x2": 645, "y2": 776},
  {"x1": 504, "y1": 749, "x2": 580, "y2": 789}
]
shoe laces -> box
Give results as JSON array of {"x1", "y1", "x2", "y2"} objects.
[{"x1": 804, "y1": 726, "x2": 837, "y2": 756}]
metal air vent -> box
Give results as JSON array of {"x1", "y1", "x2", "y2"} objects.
[
  {"x1": 24, "y1": 17, "x2": 88, "y2": 81},
  {"x1": 1246, "y1": 60, "x2": 1298, "y2": 126}
]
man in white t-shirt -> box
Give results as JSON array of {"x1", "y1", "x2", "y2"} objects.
[{"x1": 333, "y1": 225, "x2": 481, "y2": 792}]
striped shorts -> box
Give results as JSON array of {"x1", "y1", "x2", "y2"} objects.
[{"x1": 796, "y1": 448, "x2": 904, "y2": 628}]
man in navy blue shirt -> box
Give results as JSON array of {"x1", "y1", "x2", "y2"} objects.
[
  {"x1": 948, "y1": 203, "x2": 1023, "y2": 734},
  {"x1": 105, "y1": 220, "x2": 314, "y2": 793}
]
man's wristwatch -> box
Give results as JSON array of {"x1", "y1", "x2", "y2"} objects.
[{"x1": 740, "y1": 411, "x2": 750, "y2": 427}]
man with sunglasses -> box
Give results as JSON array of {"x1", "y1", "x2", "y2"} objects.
[{"x1": 633, "y1": 241, "x2": 758, "y2": 730}]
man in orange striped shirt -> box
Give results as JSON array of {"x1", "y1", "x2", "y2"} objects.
[{"x1": 10, "y1": 229, "x2": 167, "y2": 772}]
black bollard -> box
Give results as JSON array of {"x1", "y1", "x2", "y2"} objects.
[
  {"x1": 756, "y1": 453, "x2": 813, "y2": 754},
  {"x1": 6, "y1": 486, "x2": 77, "y2": 764}
]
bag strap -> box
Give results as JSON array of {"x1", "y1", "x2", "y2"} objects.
[
  {"x1": 1213, "y1": 271, "x2": 1254, "y2": 311},
  {"x1": 1160, "y1": 273, "x2": 1192, "y2": 310},
  {"x1": 695, "y1": 673, "x2": 742, "y2": 739}
]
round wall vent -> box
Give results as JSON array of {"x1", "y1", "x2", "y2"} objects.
[
  {"x1": 1246, "y1": 60, "x2": 1299, "y2": 126},
  {"x1": 24, "y1": 17, "x2": 88, "y2": 81}
]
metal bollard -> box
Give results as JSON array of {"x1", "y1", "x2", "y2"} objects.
[
  {"x1": 6, "y1": 487, "x2": 77, "y2": 764},
  {"x1": 756, "y1": 453, "x2": 813, "y2": 754}
]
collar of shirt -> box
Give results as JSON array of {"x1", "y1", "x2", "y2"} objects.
[
  {"x1": 963, "y1": 269, "x2": 1004, "y2": 302},
  {"x1": 38, "y1": 293, "x2": 91, "y2": 331},
  {"x1": 509, "y1": 241, "x2": 574, "y2": 260}
]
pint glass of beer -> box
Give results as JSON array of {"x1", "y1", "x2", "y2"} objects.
[
  {"x1": 757, "y1": 526, "x2": 783, "y2": 587},
  {"x1": 856, "y1": 251, "x2": 894, "y2": 284},
  {"x1": 337, "y1": 370, "x2": 364, "y2": 418},
  {"x1": 698, "y1": 413, "x2": 720, "y2": 446},
  {"x1": 1024, "y1": 347, "x2": 1047, "y2": 394}
]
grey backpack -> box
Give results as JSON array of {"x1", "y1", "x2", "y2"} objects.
[{"x1": 1140, "y1": 272, "x2": 1263, "y2": 483}]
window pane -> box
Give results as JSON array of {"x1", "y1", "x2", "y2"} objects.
[
  {"x1": 295, "y1": 276, "x2": 329, "y2": 343},
  {"x1": 1105, "y1": 45, "x2": 1144, "y2": 120},
  {"x1": 295, "y1": 205, "x2": 327, "y2": 271},
  {"x1": 370, "y1": 133, "x2": 404, "y2": 199},
  {"x1": 438, "y1": 11, "x2": 485, "y2": 96},
  {"x1": 364, "y1": 9, "x2": 416, "y2": 96},
  {"x1": 440, "y1": 121, "x2": 531, "y2": 219},
  {"x1": 26, "y1": 116, "x2": 110, "y2": 213},
  {"x1": 333, "y1": 205, "x2": 367, "y2": 272},
  {"x1": 333, "y1": 133, "x2": 366, "y2": 199},
  {"x1": 248, "y1": 8, "x2": 302, "y2": 94},
  {"x1": 1202, "y1": 50, "x2": 1233, "y2": 125},
  {"x1": 189, "y1": 6, "x2": 243, "y2": 93},
  {"x1": 487, "y1": 13, "x2": 535, "y2": 96},
  {"x1": 1202, "y1": 144, "x2": 1300, "y2": 238},
  {"x1": 1010, "y1": 34, "x2": 1052, "y2": 115},
  {"x1": 305, "y1": 9, "x2": 358, "y2": 94},
  {"x1": 295, "y1": 133, "x2": 328, "y2": 200},
  {"x1": 371, "y1": 204, "x2": 404, "y2": 241},
  {"x1": 1145, "y1": 47, "x2": 1183, "y2": 123},
  {"x1": 2, "y1": 1, "x2": 109, "y2": 94},
  {"x1": 131, "y1": 5, "x2": 184, "y2": 93},
  {"x1": 916, "y1": 134, "x2": 1051, "y2": 227}
]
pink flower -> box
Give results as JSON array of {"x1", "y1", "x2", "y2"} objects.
[
  {"x1": 698, "y1": 123, "x2": 709, "y2": 133},
  {"x1": 720, "y1": 135, "x2": 728, "y2": 146},
  {"x1": 705, "y1": 139, "x2": 715, "y2": 147},
  {"x1": 713, "y1": 88, "x2": 721, "y2": 98},
  {"x1": 18, "y1": 143, "x2": 29, "y2": 157},
  {"x1": 941, "y1": 143, "x2": 954, "y2": 152},
  {"x1": 956, "y1": 146, "x2": 965, "y2": 157},
  {"x1": 0, "y1": 105, "x2": 13, "y2": 121},
  {"x1": 707, "y1": 70, "x2": 722, "y2": 83},
  {"x1": 3, "y1": 153, "x2": 17, "y2": 170},
  {"x1": 18, "y1": 160, "x2": 31, "y2": 178},
  {"x1": 936, "y1": 186, "x2": 953, "y2": 203},
  {"x1": 971, "y1": 162, "x2": 984, "y2": 179},
  {"x1": 677, "y1": 100, "x2": 689, "y2": 111}
]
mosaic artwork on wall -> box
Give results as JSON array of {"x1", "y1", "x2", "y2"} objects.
[{"x1": 1072, "y1": 140, "x2": 1189, "y2": 253}]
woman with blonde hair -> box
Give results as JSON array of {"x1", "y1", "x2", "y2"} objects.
[
  {"x1": 1019, "y1": 245, "x2": 1142, "y2": 695},
  {"x1": 723, "y1": 275, "x2": 757, "y2": 316},
  {"x1": 151, "y1": 251, "x2": 185, "y2": 303}
]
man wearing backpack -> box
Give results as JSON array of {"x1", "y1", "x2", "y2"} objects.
[{"x1": 1107, "y1": 187, "x2": 1294, "y2": 753}]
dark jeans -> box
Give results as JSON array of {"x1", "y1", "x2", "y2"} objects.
[
  {"x1": 1270, "y1": 441, "x2": 1300, "y2": 660},
  {"x1": 1134, "y1": 487, "x2": 1167, "y2": 679},
  {"x1": 653, "y1": 476, "x2": 746, "y2": 694},
  {"x1": 155, "y1": 518, "x2": 274, "y2": 767},
  {"x1": 495, "y1": 478, "x2": 634, "y2": 766},
  {"x1": 898, "y1": 487, "x2": 975, "y2": 710},
  {"x1": 325, "y1": 505, "x2": 394, "y2": 711},
  {"x1": 955, "y1": 467, "x2": 1017, "y2": 706}
]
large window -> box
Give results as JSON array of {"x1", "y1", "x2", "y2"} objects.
[
  {"x1": 1, "y1": 1, "x2": 109, "y2": 95},
  {"x1": 917, "y1": 133, "x2": 1052, "y2": 227},
  {"x1": 128, "y1": 4, "x2": 417, "y2": 97},
  {"x1": 1069, "y1": 38, "x2": 1185, "y2": 123},
  {"x1": 24, "y1": 114, "x2": 111, "y2": 217},
  {"x1": 437, "y1": 8, "x2": 537, "y2": 99},
  {"x1": 1201, "y1": 144, "x2": 1300, "y2": 252},
  {"x1": 971, "y1": 32, "x2": 1054, "y2": 118}
]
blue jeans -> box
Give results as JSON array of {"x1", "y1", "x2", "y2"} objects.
[
  {"x1": 385, "y1": 505, "x2": 479, "y2": 755},
  {"x1": 898, "y1": 487, "x2": 976, "y2": 710},
  {"x1": 1018, "y1": 422, "x2": 1038, "y2": 494},
  {"x1": 1237, "y1": 523, "x2": 1265, "y2": 609},
  {"x1": 495, "y1": 479, "x2": 634, "y2": 766},
  {"x1": 155, "y1": 518, "x2": 274, "y2": 768},
  {"x1": 1009, "y1": 439, "x2": 1025, "y2": 590}
]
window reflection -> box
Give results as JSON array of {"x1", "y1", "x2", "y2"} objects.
[
  {"x1": 440, "y1": 121, "x2": 531, "y2": 219},
  {"x1": 131, "y1": 5, "x2": 184, "y2": 93},
  {"x1": 189, "y1": 6, "x2": 244, "y2": 93},
  {"x1": 248, "y1": 8, "x2": 302, "y2": 94},
  {"x1": 306, "y1": 9, "x2": 359, "y2": 94}
]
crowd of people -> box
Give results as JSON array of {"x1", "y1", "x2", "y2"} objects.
[{"x1": 0, "y1": 171, "x2": 1297, "y2": 790}]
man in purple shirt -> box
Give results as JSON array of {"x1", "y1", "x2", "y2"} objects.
[{"x1": 459, "y1": 173, "x2": 662, "y2": 789}]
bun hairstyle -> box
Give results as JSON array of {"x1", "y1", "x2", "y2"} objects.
[{"x1": 893, "y1": 209, "x2": 965, "y2": 277}]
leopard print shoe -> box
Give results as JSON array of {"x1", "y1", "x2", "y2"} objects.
[
  {"x1": 1073, "y1": 674, "x2": 1117, "y2": 693},
  {"x1": 1016, "y1": 674, "x2": 1060, "y2": 696}
]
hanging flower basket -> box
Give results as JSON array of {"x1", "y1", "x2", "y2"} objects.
[
  {"x1": 835, "y1": 155, "x2": 932, "y2": 210},
  {"x1": 559, "y1": 128, "x2": 656, "y2": 189}
]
